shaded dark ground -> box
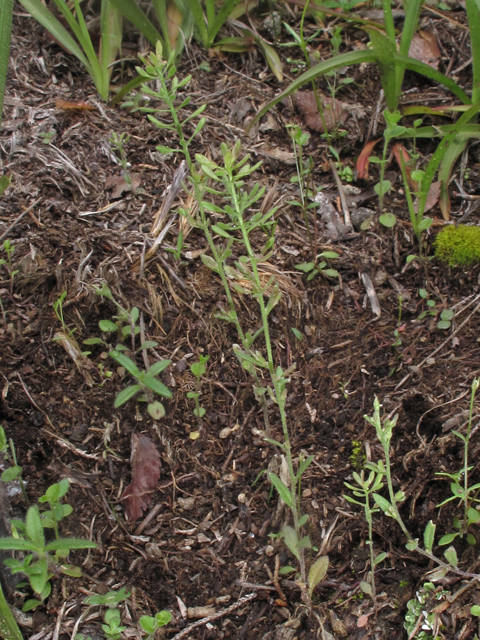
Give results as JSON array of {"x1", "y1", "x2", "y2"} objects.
[{"x1": 1, "y1": 4, "x2": 480, "y2": 639}]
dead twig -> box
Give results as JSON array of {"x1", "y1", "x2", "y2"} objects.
[
  {"x1": 0, "y1": 198, "x2": 42, "y2": 243},
  {"x1": 170, "y1": 593, "x2": 257, "y2": 640}
]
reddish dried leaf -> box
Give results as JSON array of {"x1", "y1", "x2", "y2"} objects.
[
  {"x1": 293, "y1": 91, "x2": 348, "y2": 133},
  {"x1": 357, "y1": 614, "x2": 371, "y2": 628},
  {"x1": 55, "y1": 99, "x2": 96, "y2": 111},
  {"x1": 356, "y1": 138, "x2": 381, "y2": 179},
  {"x1": 424, "y1": 180, "x2": 442, "y2": 213},
  {"x1": 392, "y1": 143, "x2": 418, "y2": 190},
  {"x1": 122, "y1": 434, "x2": 161, "y2": 522},
  {"x1": 408, "y1": 31, "x2": 441, "y2": 70}
]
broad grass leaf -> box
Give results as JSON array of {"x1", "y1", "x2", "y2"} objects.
[{"x1": 122, "y1": 434, "x2": 161, "y2": 522}]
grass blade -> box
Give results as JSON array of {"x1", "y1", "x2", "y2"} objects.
[
  {"x1": 17, "y1": 0, "x2": 90, "y2": 69},
  {"x1": 0, "y1": 583, "x2": 23, "y2": 640},
  {"x1": 0, "y1": 0, "x2": 13, "y2": 130},
  {"x1": 465, "y1": 0, "x2": 480, "y2": 104},
  {"x1": 183, "y1": 0, "x2": 208, "y2": 47},
  {"x1": 110, "y1": 0, "x2": 163, "y2": 47},
  {"x1": 100, "y1": 0, "x2": 123, "y2": 99}
]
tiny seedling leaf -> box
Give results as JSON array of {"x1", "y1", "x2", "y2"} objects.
[{"x1": 379, "y1": 212, "x2": 396, "y2": 228}]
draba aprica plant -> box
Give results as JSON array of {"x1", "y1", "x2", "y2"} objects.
[{"x1": 123, "y1": 42, "x2": 329, "y2": 605}]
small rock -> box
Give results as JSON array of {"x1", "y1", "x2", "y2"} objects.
[{"x1": 350, "y1": 207, "x2": 375, "y2": 230}]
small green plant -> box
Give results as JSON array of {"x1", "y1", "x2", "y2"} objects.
[
  {"x1": 344, "y1": 466, "x2": 387, "y2": 603},
  {"x1": 0, "y1": 479, "x2": 96, "y2": 611},
  {"x1": 436, "y1": 378, "x2": 480, "y2": 546},
  {"x1": 139, "y1": 610, "x2": 172, "y2": 639},
  {"x1": 0, "y1": 240, "x2": 18, "y2": 294},
  {"x1": 418, "y1": 289, "x2": 455, "y2": 330},
  {"x1": 295, "y1": 251, "x2": 340, "y2": 281},
  {"x1": 53, "y1": 291, "x2": 76, "y2": 338},
  {"x1": 0, "y1": 426, "x2": 28, "y2": 504},
  {"x1": 329, "y1": 147, "x2": 354, "y2": 182},
  {"x1": 435, "y1": 225, "x2": 480, "y2": 267},
  {"x1": 404, "y1": 582, "x2": 448, "y2": 640},
  {"x1": 109, "y1": 132, "x2": 132, "y2": 190},
  {"x1": 187, "y1": 355, "x2": 209, "y2": 433},
  {"x1": 84, "y1": 588, "x2": 130, "y2": 640},
  {"x1": 84, "y1": 284, "x2": 172, "y2": 412}
]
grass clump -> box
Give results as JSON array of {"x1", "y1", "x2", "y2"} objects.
[{"x1": 435, "y1": 225, "x2": 480, "y2": 267}]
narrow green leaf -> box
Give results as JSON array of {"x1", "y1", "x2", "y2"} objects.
[
  {"x1": 114, "y1": 384, "x2": 141, "y2": 407},
  {"x1": 109, "y1": 0, "x2": 163, "y2": 46},
  {"x1": 109, "y1": 351, "x2": 141, "y2": 377},
  {"x1": 423, "y1": 520, "x2": 436, "y2": 553},
  {"x1": 143, "y1": 376, "x2": 172, "y2": 398},
  {"x1": 44, "y1": 539, "x2": 97, "y2": 552},
  {"x1": 268, "y1": 473, "x2": 293, "y2": 507}
]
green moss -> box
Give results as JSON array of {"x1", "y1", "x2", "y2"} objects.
[{"x1": 435, "y1": 225, "x2": 480, "y2": 267}]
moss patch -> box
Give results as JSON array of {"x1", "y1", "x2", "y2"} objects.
[{"x1": 435, "y1": 225, "x2": 480, "y2": 267}]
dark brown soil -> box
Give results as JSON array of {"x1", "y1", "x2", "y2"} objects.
[{"x1": 1, "y1": 5, "x2": 480, "y2": 639}]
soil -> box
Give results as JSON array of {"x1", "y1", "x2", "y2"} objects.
[{"x1": 1, "y1": 4, "x2": 480, "y2": 639}]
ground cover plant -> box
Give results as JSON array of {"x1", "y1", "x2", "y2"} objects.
[{"x1": 2, "y1": 0, "x2": 480, "y2": 638}]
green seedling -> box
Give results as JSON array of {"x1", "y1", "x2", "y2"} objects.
[
  {"x1": 102, "y1": 609, "x2": 125, "y2": 640},
  {"x1": 0, "y1": 479, "x2": 96, "y2": 611},
  {"x1": 0, "y1": 426, "x2": 28, "y2": 504},
  {"x1": 139, "y1": 610, "x2": 172, "y2": 639},
  {"x1": 436, "y1": 378, "x2": 480, "y2": 546},
  {"x1": 0, "y1": 240, "x2": 18, "y2": 294},
  {"x1": 360, "y1": 396, "x2": 480, "y2": 581},
  {"x1": 329, "y1": 147, "x2": 354, "y2": 182},
  {"x1": 84, "y1": 588, "x2": 130, "y2": 640},
  {"x1": 38, "y1": 478, "x2": 73, "y2": 541},
  {"x1": 291, "y1": 327, "x2": 303, "y2": 341},
  {"x1": 84, "y1": 587, "x2": 130, "y2": 608},
  {"x1": 108, "y1": 350, "x2": 171, "y2": 410},
  {"x1": 187, "y1": 355, "x2": 209, "y2": 433},
  {"x1": 109, "y1": 132, "x2": 133, "y2": 190},
  {"x1": 295, "y1": 251, "x2": 340, "y2": 281},
  {"x1": 53, "y1": 291, "x2": 76, "y2": 338},
  {"x1": 418, "y1": 289, "x2": 454, "y2": 330},
  {"x1": 84, "y1": 284, "x2": 172, "y2": 413}
]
